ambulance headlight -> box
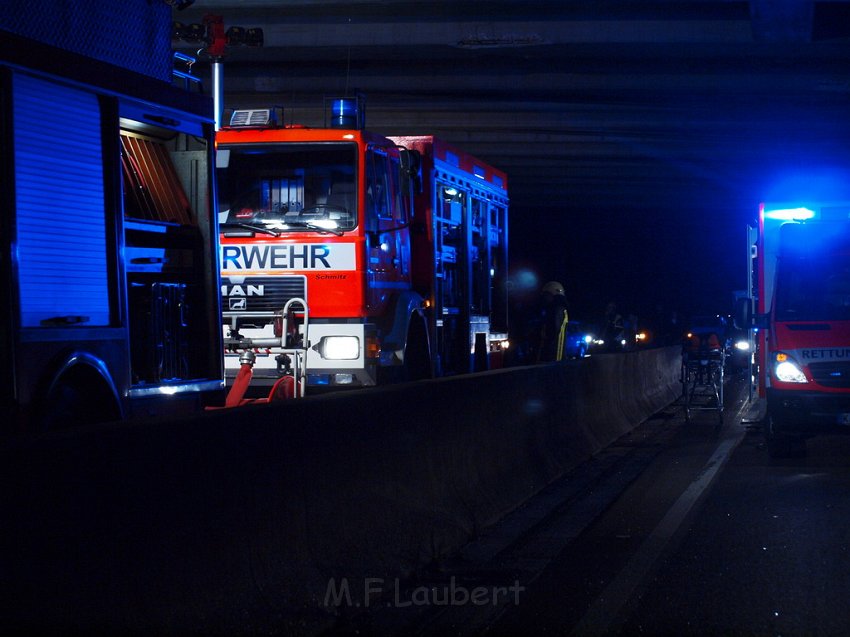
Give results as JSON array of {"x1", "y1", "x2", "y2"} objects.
[
  {"x1": 317, "y1": 336, "x2": 360, "y2": 360},
  {"x1": 774, "y1": 353, "x2": 807, "y2": 383}
]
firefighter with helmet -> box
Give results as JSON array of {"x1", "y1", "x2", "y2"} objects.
[{"x1": 536, "y1": 280, "x2": 569, "y2": 362}]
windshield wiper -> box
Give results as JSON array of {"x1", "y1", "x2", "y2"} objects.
[
  {"x1": 221, "y1": 222, "x2": 280, "y2": 237},
  {"x1": 284, "y1": 220, "x2": 344, "y2": 236}
]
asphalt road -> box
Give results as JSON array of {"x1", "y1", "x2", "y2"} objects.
[
  {"x1": 617, "y1": 416, "x2": 850, "y2": 636},
  {"x1": 490, "y1": 376, "x2": 850, "y2": 637},
  {"x1": 338, "y1": 370, "x2": 850, "y2": 636}
]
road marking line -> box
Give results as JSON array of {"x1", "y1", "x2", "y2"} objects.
[{"x1": 570, "y1": 414, "x2": 747, "y2": 636}]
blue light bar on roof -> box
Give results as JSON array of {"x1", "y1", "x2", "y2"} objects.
[{"x1": 764, "y1": 207, "x2": 816, "y2": 221}]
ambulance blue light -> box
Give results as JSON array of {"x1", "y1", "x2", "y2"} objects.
[{"x1": 764, "y1": 207, "x2": 816, "y2": 221}]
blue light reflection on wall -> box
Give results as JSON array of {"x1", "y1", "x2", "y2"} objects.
[{"x1": 762, "y1": 167, "x2": 850, "y2": 204}]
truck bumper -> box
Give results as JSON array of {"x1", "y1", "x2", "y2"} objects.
[
  {"x1": 767, "y1": 388, "x2": 850, "y2": 435},
  {"x1": 223, "y1": 321, "x2": 377, "y2": 388}
]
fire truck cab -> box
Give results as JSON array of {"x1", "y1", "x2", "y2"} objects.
[{"x1": 216, "y1": 99, "x2": 508, "y2": 389}]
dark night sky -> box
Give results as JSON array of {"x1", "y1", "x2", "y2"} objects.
[{"x1": 508, "y1": 206, "x2": 747, "y2": 328}]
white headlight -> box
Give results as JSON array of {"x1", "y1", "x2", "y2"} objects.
[
  {"x1": 774, "y1": 360, "x2": 807, "y2": 383},
  {"x1": 319, "y1": 336, "x2": 360, "y2": 360},
  {"x1": 734, "y1": 340, "x2": 750, "y2": 351}
]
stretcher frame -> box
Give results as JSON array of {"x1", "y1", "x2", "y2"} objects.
[{"x1": 681, "y1": 347, "x2": 725, "y2": 425}]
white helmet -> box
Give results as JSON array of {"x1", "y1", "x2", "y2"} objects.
[{"x1": 542, "y1": 281, "x2": 565, "y2": 296}]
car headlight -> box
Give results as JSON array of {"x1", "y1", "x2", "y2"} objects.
[
  {"x1": 773, "y1": 353, "x2": 807, "y2": 383},
  {"x1": 734, "y1": 340, "x2": 750, "y2": 351},
  {"x1": 317, "y1": 336, "x2": 360, "y2": 360}
]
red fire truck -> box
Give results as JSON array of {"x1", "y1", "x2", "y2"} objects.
[
  {"x1": 1, "y1": 2, "x2": 223, "y2": 430},
  {"x1": 216, "y1": 98, "x2": 509, "y2": 389},
  {"x1": 741, "y1": 202, "x2": 850, "y2": 457}
]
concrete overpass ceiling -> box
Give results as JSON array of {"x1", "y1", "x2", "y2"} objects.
[{"x1": 175, "y1": 0, "x2": 850, "y2": 310}]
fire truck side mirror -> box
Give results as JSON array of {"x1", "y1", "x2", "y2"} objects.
[{"x1": 733, "y1": 296, "x2": 752, "y2": 330}]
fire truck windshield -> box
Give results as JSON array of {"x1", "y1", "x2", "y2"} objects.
[
  {"x1": 217, "y1": 143, "x2": 357, "y2": 233},
  {"x1": 775, "y1": 253, "x2": 850, "y2": 321}
]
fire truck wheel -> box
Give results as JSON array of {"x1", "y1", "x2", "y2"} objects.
[
  {"x1": 39, "y1": 369, "x2": 121, "y2": 430},
  {"x1": 403, "y1": 317, "x2": 432, "y2": 382}
]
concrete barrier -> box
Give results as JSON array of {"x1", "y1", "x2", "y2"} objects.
[{"x1": 0, "y1": 346, "x2": 681, "y2": 634}]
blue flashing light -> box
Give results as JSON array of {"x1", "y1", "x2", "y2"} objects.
[
  {"x1": 307, "y1": 374, "x2": 331, "y2": 386},
  {"x1": 763, "y1": 207, "x2": 816, "y2": 221},
  {"x1": 330, "y1": 98, "x2": 361, "y2": 129}
]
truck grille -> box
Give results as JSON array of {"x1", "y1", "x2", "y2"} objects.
[
  {"x1": 809, "y1": 361, "x2": 850, "y2": 389},
  {"x1": 221, "y1": 275, "x2": 306, "y2": 313}
]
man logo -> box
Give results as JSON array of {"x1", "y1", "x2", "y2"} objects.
[{"x1": 229, "y1": 298, "x2": 247, "y2": 311}]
